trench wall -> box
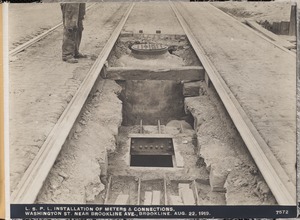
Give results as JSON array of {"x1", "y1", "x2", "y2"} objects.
[{"x1": 119, "y1": 80, "x2": 186, "y2": 126}]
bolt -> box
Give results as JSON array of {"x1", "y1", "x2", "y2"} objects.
[
  {"x1": 132, "y1": 140, "x2": 135, "y2": 144},
  {"x1": 139, "y1": 146, "x2": 142, "y2": 149},
  {"x1": 150, "y1": 145, "x2": 153, "y2": 149},
  {"x1": 155, "y1": 145, "x2": 158, "y2": 149},
  {"x1": 145, "y1": 145, "x2": 148, "y2": 149},
  {"x1": 160, "y1": 145, "x2": 164, "y2": 149},
  {"x1": 132, "y1": 146, "x2": 135, "y2": 149}
]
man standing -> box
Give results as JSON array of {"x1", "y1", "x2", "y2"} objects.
[{"x1": 61, "y1": 3, "x2": 87, "y2": 63}]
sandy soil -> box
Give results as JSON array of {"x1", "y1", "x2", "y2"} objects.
[
  {"x1": 9, "y1": 3, "x2": 129, "y2": 193},
  {"x1": 195, "y1": 180, "x2": 226, "y2": 205},
  {"x1": 185, "y1": 82, "x2": 276, "y2": 205},
  {"x1": 8, "y1": 3, "x2": 62, "y2": 50},
  {"x1": 37, "y1": 80, "x2": 123, "y2": 203}
]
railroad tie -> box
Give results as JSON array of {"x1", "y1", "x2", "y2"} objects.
[
  {"x1": 144, "y1": 191, "x2": 152, "y2": 205},
  {"x1": 152, "y1": 190, "x2": 161, "y2": 205},
  {"x1": 179, "y1": 183, "x2": 196, "y2": 205}
]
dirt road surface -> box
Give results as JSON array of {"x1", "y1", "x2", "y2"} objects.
[{"x1": 9, "y1": 3, "x2": 61, "y2": 50}]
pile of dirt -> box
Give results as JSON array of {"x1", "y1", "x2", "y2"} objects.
[
  {"x1": 36, "y1": 80, "x2": 123, "y2": 203},
  {"x1": 184, "y1": 82, "x2": 276, "y2": 205}
]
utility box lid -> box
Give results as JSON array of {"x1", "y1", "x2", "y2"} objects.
[
  {"x1": 129, "y1": 134, "x2": 174, "y2": 155},
  {"x1": 131, "y1": 43, "x2": 168, "y2": 55}
]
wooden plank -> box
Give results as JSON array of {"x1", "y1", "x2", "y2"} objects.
[
  {"x1": 104, "y1": 176, "x2": 112, "y2": 204},
  {"x1": 164, "y1": 178, "x2": 167, "y2": 205},
  {"x1": 128, "y1": 133, "x2": 173, "y2": 138},
  {"x1": 289, "y1": 3, "x2": 297, "y2": 36},
  {"x1": 273, "y1": 22, "x2": 280, "y2": 34},
  {"x1": 144, "y1": 191, "x2": 152, "y2": 205},
  {"x1": 204, "y1": 71, "x2": 211, "y2": 87},
  {"x1": 104, "y1": 66, "x2": 204, "y2": 81},
  {"x1": 173, "y1": 141, "x2": 184, "y2": 168},
  {"x1": 100, "y1": 150, "x2": 108, "y2": 176},
  {"x1": 193, "y1": 180, "x2": 200, "y2": 205},
  {"x1": 280, "y1": 21, "x2": 290, "y2": 35},
  {"x1": 179, "y1": 122, "x2": 183, "y2": 133},
  {"x1": 10, "y1": 3, "x2": 135, "y2": 204},
  {"x1": 157, "y1": 120, "x2": 161, "y2": 134},
  {"x1": 245, "y1": 20, "x2": 295, "y2": 50},
  {"x1": 180, "y1": 188, "x2": 196, "y2": 205},
  {"x1": 183, "y1": 81, "x2": 200, "y2": 97},
  {"x1": 152, "y1": 190, "x2": 161, "y2": 205},
  {"x1": 139, "y1": 119, "x2": 143, "y2": 134},
  {"x1": 209, "y1": 166, "x2": 226, "y2": 192},
  {"x1": 171, "y1": 2, "x2": 296, "y2": 205},
  {"x1": 178, "y1": 183, "x2": 189, "y2": 200},
  {"x1": 115, "y1": 194, "x2": 129, "y2": 205},
  {"x1": 137, "y1": 178, "x2": 141, "y2": 205},
  {"x1": 9, "y1": 4, "x2": 95, "y2": 56}
]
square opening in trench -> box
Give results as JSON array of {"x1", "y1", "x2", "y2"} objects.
[
  {"x1": 129, "y1": 136, "x2": 175, "y2": 168},
  {"x1": 130, "y1": 155, "x2": 173, "y2": 167}
]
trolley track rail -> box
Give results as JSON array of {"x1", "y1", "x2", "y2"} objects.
[
  {"x1": 170, "y1": 1, "x2": 295, "y2": 205},
  {"x1": 9, "y1": 3, "x2": 96, "y2": 57}
]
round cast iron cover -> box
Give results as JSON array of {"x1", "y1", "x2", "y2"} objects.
[{"x1": 131, "y1": 43, "x2": 168, "y2": 55}]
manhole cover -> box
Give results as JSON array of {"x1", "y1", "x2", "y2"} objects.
[{"x1": 131, "y1": 43, "x2": 168, "y2": 55}]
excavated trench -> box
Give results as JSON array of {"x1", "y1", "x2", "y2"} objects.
[{"x1": 37, "y1": 34, "x2": 277, "y2": 206}]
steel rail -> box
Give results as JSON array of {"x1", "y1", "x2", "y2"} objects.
[
  {"x1": 11, "y1": 3, "x2": 135, "y2": 204},
  {"x1": 9, "y1": 3, "x2": 95, "y2": 57},
  {"x1": 211, "y1": 3, "x2": 296, "y2": 57},
  {"x1": 170, "y1": 1, "x2": 296, "y2": 205}
]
